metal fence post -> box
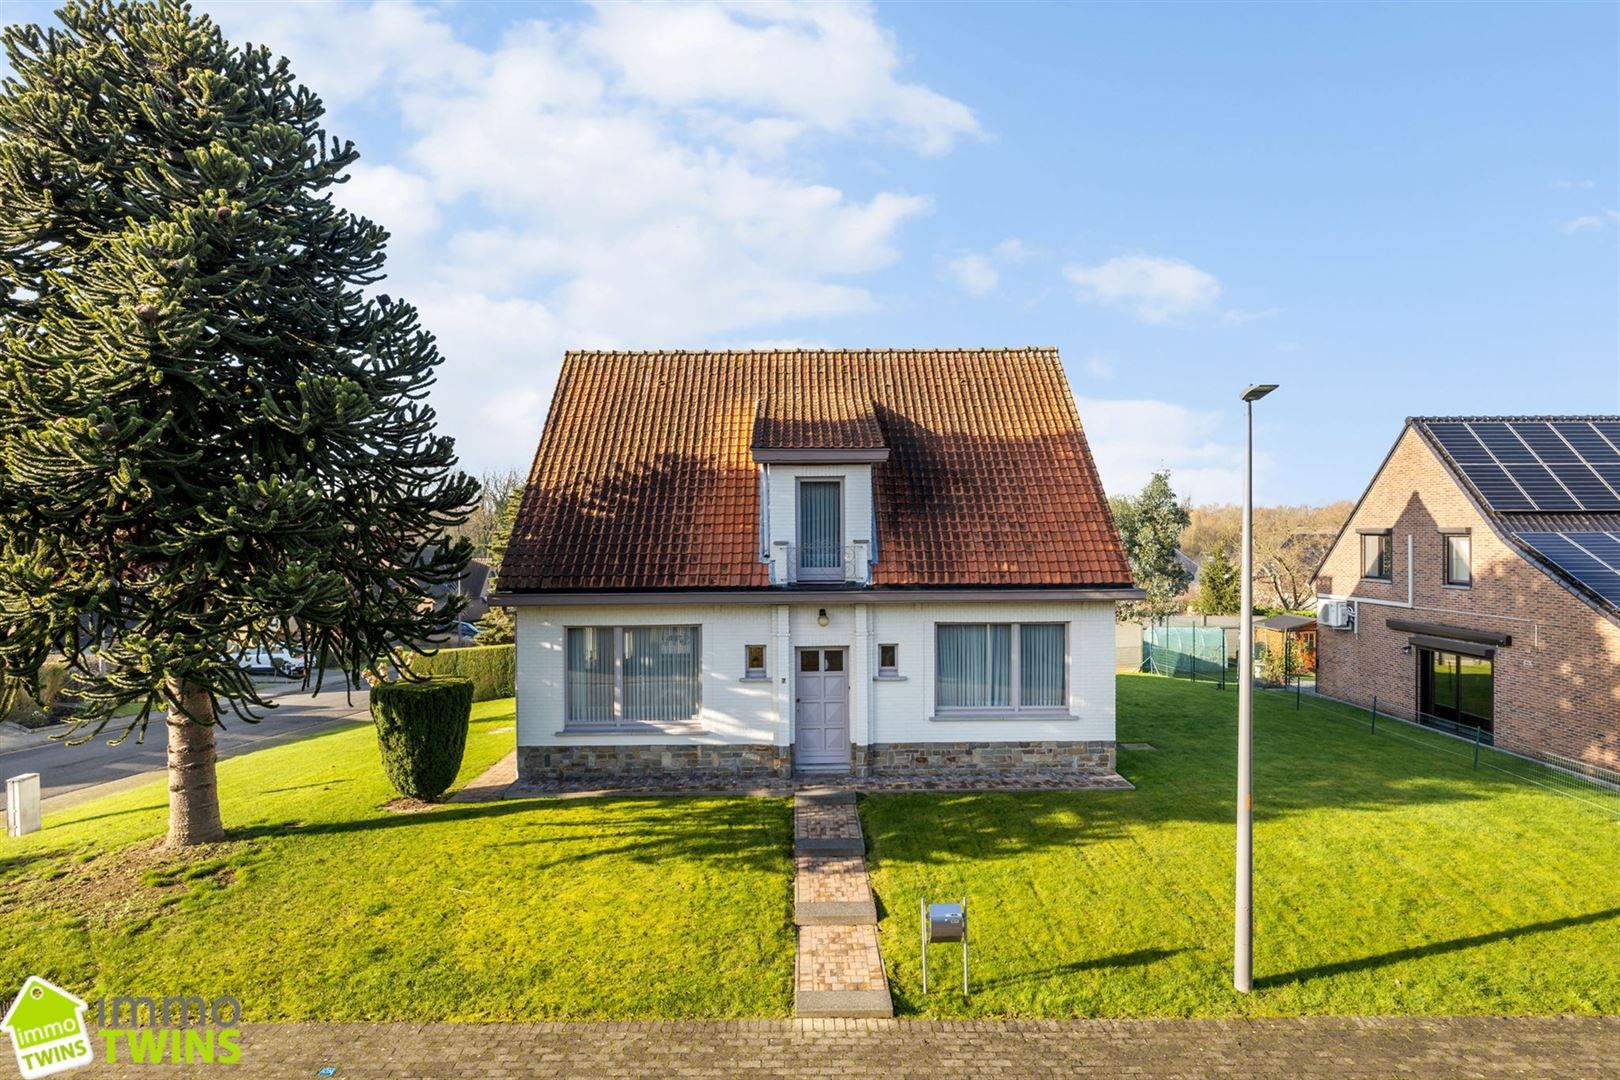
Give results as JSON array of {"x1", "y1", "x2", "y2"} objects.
[
  {"x1": 1370, "y1": 696, "x2": 1377, "y2": 734},
  {"x1": 1473, "y1": 725, "x2": 1482, "y2": 769}
]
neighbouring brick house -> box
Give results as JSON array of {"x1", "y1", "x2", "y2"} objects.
[
  {"x1": 1313, "y1": 416, "x2": 1620, "y2": 773},
  {"x1": 492, "y1": 348, "x2": 1141, "y2": 779}
]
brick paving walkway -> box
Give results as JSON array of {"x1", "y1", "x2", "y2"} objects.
[
  {"x1": 796, "y1": 853, "x2": 871, "y2": 904},
  {"x1": 448, "y1": 750, "x2": 517, "y2": 803},
  {"x1": 792, "y1": 791, "x2": 891, "y2": 1018},
  {"x1": 66, "y1": 1016, "x2": 1620, "y2": 1079}
]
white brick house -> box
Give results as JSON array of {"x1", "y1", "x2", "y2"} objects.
[{"x1": 493, "y1": 349, "x2": 1141, "y2": 778}]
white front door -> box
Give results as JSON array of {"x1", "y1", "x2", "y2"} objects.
[{"x1": 795, "y1": 648, "x2": 849, "y2": 770}]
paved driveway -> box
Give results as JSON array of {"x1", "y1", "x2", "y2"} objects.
[
  {"x1": 64, "y1": 1016, "x2": 1620, "y2": 1079},
  {"x1": 0, "y1": 682, "x2": 370, "y2": 812}
]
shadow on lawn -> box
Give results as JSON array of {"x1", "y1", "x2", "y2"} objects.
[
  {"x1": 977, "y1": 947, "x2": 1186, "y2": 989},
  {"x1": 48, "y1": 802, "x2": 167, "y2": 827},
  {"x1": 227, "y1": 796, "x2": 790, "y2": 873},
  {"x1": 862, "y1": 681, "x2": 1565, "y2": 868},
  {"x1": 1257, "y1": 906, "x2": 1620, "y2": 988}
]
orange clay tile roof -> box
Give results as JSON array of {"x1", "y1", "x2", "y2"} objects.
[{"x1": 500, "y1": 349, "x2": 1133, "y2": 591}]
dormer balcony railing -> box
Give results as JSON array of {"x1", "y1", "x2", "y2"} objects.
[{"x1": 769, "y1": 540, "x2": 871, "y2": 586}]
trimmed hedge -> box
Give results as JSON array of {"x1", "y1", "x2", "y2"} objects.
[
  {"x1": 402, "y1": 644, "x2": 515, "y2": 702},
  {"x1": 370, "y1": 677, "x2": 474, "y2": 801}
]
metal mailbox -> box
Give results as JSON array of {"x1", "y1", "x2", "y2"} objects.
[
  {"x1": 920, "y1": 895, "x2": 968, "y2": 995},
  {"x1": 928, "y1": 903, "x2": 965, "y2": 942}
]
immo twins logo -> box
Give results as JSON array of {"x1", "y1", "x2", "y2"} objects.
[
  {"x1": 2, "y1": 976, "x2": 243, "y2": 1077},
  {"x1": 1, "y1": 978, "x2": 91, "y2": 1079}
]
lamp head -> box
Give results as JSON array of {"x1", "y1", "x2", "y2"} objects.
[
  {"x1": 1241, "y1": 384, "x2": 1279, "y2": 402},
  {"x1": 817, "y1": 608, "x2": 829, "y2": 627}
]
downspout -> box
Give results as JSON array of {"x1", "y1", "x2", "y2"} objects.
[{"x1": 1325, "y1": 534, "x2": 1413, "y2": 637}]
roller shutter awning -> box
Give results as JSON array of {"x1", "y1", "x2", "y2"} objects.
[
  {"x1": 1385, "y1": 618, "x2": 1511, "y2": 648},
  {"x1": 1405, "y1": 634, "x2": 1497, "y2": 659}
]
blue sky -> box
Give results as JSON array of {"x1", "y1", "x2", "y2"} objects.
[{"x1": 13, "y1": 1, "x2": 1619, "y2": 504}]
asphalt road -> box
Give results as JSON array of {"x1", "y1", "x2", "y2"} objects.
[{"x1": 0, "y1": 681, "x2": 371, "y2": 812}]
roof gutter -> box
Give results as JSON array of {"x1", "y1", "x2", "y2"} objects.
[{"x1": 490, "y1": 586, "x2": 1145, "y2": 606}]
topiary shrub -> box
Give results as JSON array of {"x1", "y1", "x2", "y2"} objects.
[
  {"x1": 401, "y1": 644, "x2": 515, "y2": 702},
  {"x1": 370, "y1": 677, "x2": 475, "y2": 801}
]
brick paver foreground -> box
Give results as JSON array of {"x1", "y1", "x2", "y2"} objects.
[{"x1": 68, "y1": 1016, "x2": 1620, "y2": 1079}]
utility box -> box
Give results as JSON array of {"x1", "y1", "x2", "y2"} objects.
[{"x1": 7, "y1": 772, "x2": 41, "y2": 837}]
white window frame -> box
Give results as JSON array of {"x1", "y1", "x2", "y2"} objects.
[
  {"x1": 877, "y1": 642, "x2": 900, "y2": 678},
  {"x1": 563, "y1": 624, "x2": 702, "y2": 731},
  {"x1": 795, "y1": 476, "x2": 845, "y2": 582},
  {"x1": 744, "y1": 643, "x2": 768, "y2": 680},
  {"x1": 933, "y1": 622, "x2": 1069, "y2": 718}
]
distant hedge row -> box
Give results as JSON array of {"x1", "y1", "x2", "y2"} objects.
[{"x1": 402, "y1": 644, "x2": 515, "y2": 702}]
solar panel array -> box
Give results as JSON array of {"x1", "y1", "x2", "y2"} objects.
[
  {"x1": 1426, "y1": 419, "x2": 1620, "y2": 513},
  {"x1": 1514, "y1": 531, "x2": 1620, "y2": 608}
]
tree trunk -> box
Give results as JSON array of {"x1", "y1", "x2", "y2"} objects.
[{"x1": 166, "y1": 678, "x2": 224, "y2": 847}]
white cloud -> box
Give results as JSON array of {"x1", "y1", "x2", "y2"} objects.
[
  {"x1": 582, "y1": 1, "x2": 982, "y2": 156},
  {"x1": 1558, "y1": 209, "x2": 1619, "y2": 234},
  {"x1": 201, "y1": 0, "x2": 964, "y2": 474},
  {"x1": 335, "y1": 163, "x2": 441, "y2": 246},
  {"x1": 993, "y1": 237, "x2": 1032, "y2": 262},
  {"x1": 944, "y1": 237, "x2": 1032, "y2": 296},
  {"x1": 1221, "y1": 306, "x2": 1281, "y2": 326},
  {"x1": 946, "y1": 254, "x2": 998, "y2": 296},
  {"x1": 1550, "y1": 178, "x2": 1596, "y2": 191},
  {"x1": 1084, "y1": 353, "x2": 1116, "y2": 379},
  {"x1": 1079, "y1": 397, "x2": 1260, "y2": 504},
  {"x1": 1063, "y1": 255, "x2": 1222, "y2": 323}
]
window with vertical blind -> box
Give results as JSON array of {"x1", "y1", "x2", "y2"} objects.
[
  {"x1": 564, "y1": 625, "x2": 702, "y2": 728},
  {"x1": 935, "y1": 623, "x2": 1067, "y2": 714},
  {"x1": 797, "y1": 479, "x2": 843, "y2": 579}
]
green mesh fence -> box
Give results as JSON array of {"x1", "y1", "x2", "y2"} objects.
[{"x1": 1142, "y1": 626, "x2": 1227, "y2": 679}]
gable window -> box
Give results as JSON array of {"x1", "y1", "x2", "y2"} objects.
[
  {"x1": 1360, "y1": 531, "x2": 1392, "y2": 581},
  {"x1": 744, "y1": 644, "x2": 767, "y2": 679},
  {"x1": 565, "y1": 625, "x2": 701, "y2": 729},
  {"x1": 935, "y1": 623, "x2": 1066, "y2": 714},
  {"x1": 878, "y1": 643, "x2": 899, "y2": 677},
  {"x1": 1443, "y1": 531, "x2": 1471, "y2": 587},
  {"x1": 797, "y1": 479, "x2": 843, "y2": 581}
]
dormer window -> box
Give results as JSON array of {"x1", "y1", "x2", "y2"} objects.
[{"x1": 798, "y1": 479, "x2": 843, "y2": 582}]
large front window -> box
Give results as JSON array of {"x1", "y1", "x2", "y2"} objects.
[
  {"x1": 935, "y1": 623, "x2": 1066, "y2": 713},
  {"x1": 566, "y1": 625, "x2": 701, "y2": 728}
]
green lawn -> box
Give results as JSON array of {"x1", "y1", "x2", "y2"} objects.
[
  {"x1": 0, "y1": 699, "x2": 794, "y2": 1020},
  {"x1": 862, "y1": 673, "x2": 1620, "y2": 1018}
]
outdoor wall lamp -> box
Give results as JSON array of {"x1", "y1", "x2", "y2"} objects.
[
  {"x1": 1402, "y1": 644, "x2": 1413, "y2": 656},
  {"x1": 817, "y1": 608, "x2": 830, "y2": 627}
]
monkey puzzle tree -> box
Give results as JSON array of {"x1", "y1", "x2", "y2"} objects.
[{"x1": 0, "y1": 0, "x2": 475, "y2": 846}]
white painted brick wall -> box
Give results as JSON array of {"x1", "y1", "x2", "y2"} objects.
[
  {"x1": 516, "y1": 599, "x2": 1117, "y2": 751},
  {"x1": 763, "y1": 464, "x2": 874, "y2": 555}
]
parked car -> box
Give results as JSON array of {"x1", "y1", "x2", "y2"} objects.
[
  {"x1": 452, "y1": 621, "x2": 482, "y2": 641},
  {"x1": 237, "y1": 648, "x2": 306, "y2": 678}
]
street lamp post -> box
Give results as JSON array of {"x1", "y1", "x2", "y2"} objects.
[{"x1": 1235, "y1": 382, "x2": 1277, "y2": 994}]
